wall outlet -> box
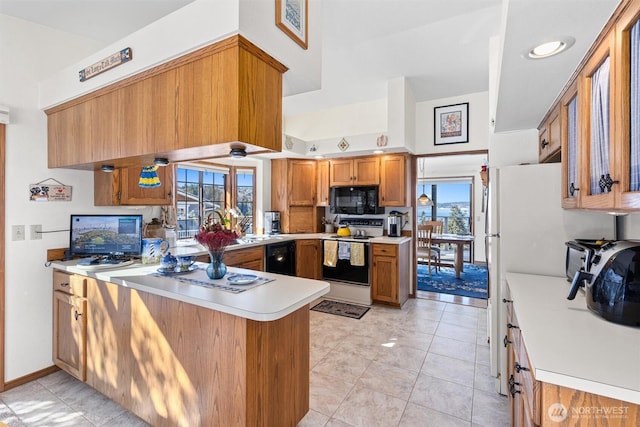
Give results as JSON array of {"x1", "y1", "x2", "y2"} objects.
[
  {"x1": 30, "y1": 224, "x2": 42, "y2": 240},
  {"x1": 12, "y1": 225, "x2": 25, "y2": 241}
]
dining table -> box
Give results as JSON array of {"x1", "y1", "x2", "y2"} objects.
[{"x1": 430, "y1": 233, "x2": 475, "y2": 279}]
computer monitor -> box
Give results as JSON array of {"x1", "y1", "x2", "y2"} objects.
[{"x1": 69, "y1": 214, "x2": 143, "y2": 258}]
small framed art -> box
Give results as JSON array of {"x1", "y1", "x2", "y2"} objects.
[
  {"x1": 434, "y1": 102, "x2": 469, "y2": 145},
  {"x1": 276, "y1": 0, "x2": 308, "y2": 49}
]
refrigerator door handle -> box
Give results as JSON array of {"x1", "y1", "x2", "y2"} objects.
[{"x1": 485, "y1": 233, "x2": 500, "y2": 238}]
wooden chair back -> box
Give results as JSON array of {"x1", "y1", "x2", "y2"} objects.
[{"x1": 424, "y1": 220, "x2": 443, "y2": 234}]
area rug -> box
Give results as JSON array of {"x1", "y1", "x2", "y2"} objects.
[
  {"x1": 417, "y1": 263, "x2": 488, "y2": 299},
  {"x1": 311, "y1": 300, "x2": 370, "y2": 319}
]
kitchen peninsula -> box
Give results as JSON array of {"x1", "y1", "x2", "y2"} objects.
[{"x1": 50, "y1": 259, "x2": 329, "y2": 427}]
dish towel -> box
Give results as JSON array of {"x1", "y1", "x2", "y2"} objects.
[
  {"x1": 338, "y1": 241, "x2": 351, "y2": 260},
  {"x1": 350, "y1": 242, "x2": 365, "y2": 266},
  {"x1": 324, "y1": 240, "x2": 338, "y2": 267}
]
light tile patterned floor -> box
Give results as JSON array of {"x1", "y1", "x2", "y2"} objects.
[{"x1": 0, "y1": 298, "x2": 508, "y2": 427}]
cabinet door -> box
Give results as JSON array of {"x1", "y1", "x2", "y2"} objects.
[
  {"x1": 295, "y1": 239, "x2": 321, "y2": 279},
  {"x1": 316, "y1": 160, "x2": 330, "y2": 206},
  {"x1": 330, "y1": 159, "x2": 354, "y2": 186},
  {"x1": 120, "y1": 164, "x2": 174, "y2": 205},
  {"x1": 379, "y1": 155, "x2": 406, "y2": 206},
  {"x1": 53, "y1": 291, "x2": 87, "y2": 381},
  {"x1": 372, "y1": 254, "x2": 397, "y2": 304},
  {"x1": 353, "y1": 158, "x2": 379, "y2": 185},
  {"x1": 538, "y1": 107, "x2": 561, "y2": 163},
  {"x1": 561, "y1": 84, "x2": 581, "y2": 208},
  {"x1": 223, "y1": 246, "x2": 264, "y2": 271},
  {"x1": 289, "y1": 160, "x2": 316, "y2": 206},
  {"x1": 580, "y1": 33, "x2": 617, "y2": 209}
]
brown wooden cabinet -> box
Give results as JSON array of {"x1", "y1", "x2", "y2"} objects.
[
  {"x1": 316, "y1": 160, "x2": 330, "y2": 207},
  {"x1": 94, "y1": 165, "x2": 174, "y2": 206},
  {"x1": 295, "y1": 239, "x2": 322, "y2": 279},
  {"x1": 52, "y1": 271, "x2": 87, "y2": 381},
  {"x1": 379, "y1": 154, "x2": 408, "y2": 206},
  {"x1": 538, "y1": 106, "x2": 561, "y2": 163},
  {"x1": 560, "y1": 82, "x2": 581, "y2": 209},
  {"x1": 371, "y1": 241, "x2": 409, "y2": 307},
  {"x1": 271, "y1": 159, "x2": 323, "y2": 233},
  {"x1": 330, "y1": 157, "x2": 379, "y2": 186},
  {"x1": 224, "y1": 246, "x2": 264, "y2": 271},
  {"x1": 45, "y1": 35, "x2": 287, "y2": 171}
]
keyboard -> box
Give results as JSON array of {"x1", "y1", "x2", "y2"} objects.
[{"x1": 75, "y1": 259, "x2": 135, "y2": 270}]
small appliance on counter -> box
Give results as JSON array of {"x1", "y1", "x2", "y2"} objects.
[
  {"x1": 264, "y1": 211, "x2": 281, "y2": 235},
  {"x1": 567, "y1": 239, "x2": 640, "y2": 326},
  {"x1": 387, "y1": 211, "x2": 407, "y2": 237}
]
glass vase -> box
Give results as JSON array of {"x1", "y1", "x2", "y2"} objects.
[{"x1": 206, "y1": 249, "x2": 227, "y2": 279}]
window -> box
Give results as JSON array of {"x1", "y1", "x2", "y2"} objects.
[
  {"x1": 175, "y1": 164, "x2": 256, "y2": 239},
  {"x1": 417, "y1": 177, "x2": 473, "y2": 262}
]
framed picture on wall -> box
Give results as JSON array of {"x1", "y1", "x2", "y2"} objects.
[
  {"x1": 276, "y1": 0, "x2": 308, "y2": 50},
  {"x1": 434, "y1": 102, "x2": 469, "y2": 145}
]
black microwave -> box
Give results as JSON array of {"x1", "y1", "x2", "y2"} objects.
[{"x1": 330, "y1": 186, "x2": 384, "y2": 215}]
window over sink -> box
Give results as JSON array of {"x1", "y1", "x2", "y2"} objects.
[{"x1": 175, "y1": 164, "x2": 255, "y2": 239}]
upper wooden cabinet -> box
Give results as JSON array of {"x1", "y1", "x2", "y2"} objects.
[
  {"x1": 547, "y1": 0, "x2": 640, "y2": 211},
  {"x1": 379, "y1": 154, "x2": 408, "y2": 207},
  {"x1": 330, "y1": 157, "x2": 379, "y2": 186},
  {"x1": 316, "y1": 160, "x2": 330, "y2": 207},
  {"x1": 271, "y1": 159, "x2": 322, "y2": 233},
  {"x1": 538, "y1": 105, "x2": 561, "y2": 163},
  {"x1": 94, "y1": 165, "x2": 174, "y2": 206},
  {"x1": 45, "y1": 35, "x2": 287, "y2": 170}
]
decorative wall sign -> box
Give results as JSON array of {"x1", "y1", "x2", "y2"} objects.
[
  {"x1": 338, "y1": 138, "x2": 349, "y2": 151},
  {"x1": 434, "y1": 102, "x2": 469, "y2": 145},
  {"x1": 79, "y1": 47, "x2": 132, "y2": 82},
  {"x1": 276, "y1": 0, "x2": 308, "y2": 49},
  {"x1": 376, "y1": 134, "x2": 388, "y2": 147},
  {"x1": 29, "y1": 178, "x2": 72, "y2": 202}
]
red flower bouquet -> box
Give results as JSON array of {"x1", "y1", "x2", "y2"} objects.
[{"x1": 194, "y1": 214, "x2": 238, "y2": 251}]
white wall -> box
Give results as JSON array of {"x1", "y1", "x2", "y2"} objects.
[
  {"x1": 0, "y1": 15, "x2": 163, "y2": 381},
  {"x1": 488, "y1": 129, "x2": 539, "y2": 167},
  {"x1": 415, "y1": 91, "x2": 489, "y2": 154},
  {"x1": 39, "y1": 0, "x2": 322, "y2": 109}
]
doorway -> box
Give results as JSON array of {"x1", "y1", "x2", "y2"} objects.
[{"x1": 414, "y1": 151, "x2": 487, "y2": 308}]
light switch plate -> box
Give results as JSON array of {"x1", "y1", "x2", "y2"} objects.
[
  {"x1": 30, "y1": 224, "x2": 42, "y2": 240},
  {"x1": 12, "y1": 225, "x2": 25, "y2": 241}
]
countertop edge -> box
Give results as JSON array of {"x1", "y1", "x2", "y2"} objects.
[
  {"x1": 506, "y1": 272, "x2": 640, "y2": 405},
  {"x1": 51, "y1": 261, "x2": 330, "y2": 322}
]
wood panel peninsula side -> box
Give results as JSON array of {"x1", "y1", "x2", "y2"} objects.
[{"x1": 50, "y1": 261, "x2": 329, "y2": 427}]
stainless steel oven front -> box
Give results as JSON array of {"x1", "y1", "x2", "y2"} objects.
[{"x1": 321, "y1": 239, "x2": 370, "y2": 285}]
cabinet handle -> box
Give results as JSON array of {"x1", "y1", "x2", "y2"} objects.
[
  {"x1": 509, "y1": 375, "x2": 522, "y2": 398},
  {"x1": 74, "y1": 310, "x2": 82, "y2": 321},
  {"x1": 502, "y1": 298, "x2": 512, "y2": 303},
  {"x1": 60, "y1": 282, "x2": 70, "y2": 288},
  {"x1": 503, "y1": 335, "x2": 512, "y2": 347},
  {"x1": 599, "y1": 173, "x2": 619, "y2": 193},
  {"x1": 507, "y1": 323, "x2": 519, "y2": 329},
  {"x1": 569, "y1": 182, "x2": 580, "y2": 196},
  {"x1": 541, "y1": 139, "x2": 549, "y2": 148},
  {"x1": 514, "y1": 361, "x2": 529, "y2": 373}
]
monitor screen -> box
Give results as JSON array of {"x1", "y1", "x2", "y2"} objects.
[{"x1": 69, "y1": 214, "x2": 143, "y2": 257}]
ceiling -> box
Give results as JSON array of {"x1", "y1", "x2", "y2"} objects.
[{"x1": 0, "y1": 0, "x2": 620, "y2": 132}]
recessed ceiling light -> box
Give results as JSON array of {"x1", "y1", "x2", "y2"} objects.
[
  {"x1": 100, "y1": 165, "x2": 115, "y2": 172},
  {"x1": 525, "y1": 36, "x2": 575, "y2": 59},
  {"x1": 229, "y1": 147, "x2": 247, "y2": 158},
  {"x1": 153, "y1": 157, "x2": 170, "y2": 166}
]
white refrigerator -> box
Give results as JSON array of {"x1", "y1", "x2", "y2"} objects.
[{"x1": 485, "y1": 163, "x2": 616, "y2": 395}]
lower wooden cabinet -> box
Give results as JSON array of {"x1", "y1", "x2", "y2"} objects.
[
  {"x1": 371, "y1": 241, "x2": 409, "y2": 307},
  {"x1": 52, "y1": 271, "x2": 87, "y2": 381},
  {"x1": 196, "y1": 246, "x2": 265, "y2": 271},
  {"x1": 295, "y1": 239, "x2": 321, "y2": 279}
]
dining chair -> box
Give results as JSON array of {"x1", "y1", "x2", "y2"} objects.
[
  {"x1": 424, "y1": 220, "x2": 443, "y2": 234},
  {"x1": 416, "y1": 224, "x2": 441, "y2": 276}
]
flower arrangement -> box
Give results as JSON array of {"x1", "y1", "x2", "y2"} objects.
[{"x1": 194, "y1": 212, "x2": 238, "y2": 251}]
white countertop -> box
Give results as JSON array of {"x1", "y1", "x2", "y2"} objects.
[
  {"x1": 51, "y1": 260, "x2": 329, "y2": 322},
  {"x1": 506, "y1": 272, "x2": 640, "y2": 404}
]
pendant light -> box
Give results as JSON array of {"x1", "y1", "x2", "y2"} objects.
[{"x1": 418, "y1": 158, "x2": 433, "y2": 206}]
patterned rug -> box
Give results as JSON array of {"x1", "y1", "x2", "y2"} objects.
[
  {"x1": 417, "y1": 263, "x2": 488, "y2": 299},
  {"x1": 310, "y1": 300, "x2": 370, "y2": 319}
]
